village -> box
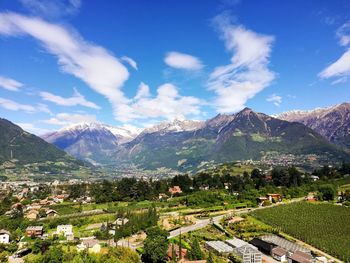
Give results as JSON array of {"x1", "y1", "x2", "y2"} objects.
[{"x1": 0, "y1": 171, "x2": 347, "y2": 263}]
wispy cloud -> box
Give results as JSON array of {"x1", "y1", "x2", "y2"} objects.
[
  {"x1": 319, "y1": 21, "x2": 350, "y2": 82},
  {"x1": 336, "y1": 21, "x2": 350, "y2": 46},
  {"x1": 164, "y1": 51, "x2": 204, "y2": 70},
  {"x1": 40, "y1": 88, "x2": 101, "y2": 109},
  {"x1": 0, "y1": 97, "x2": 51, "y2": 114},
  {"x1": 209, "y1": 14, "x2": 275, "y2": 113},
  {"x1": 266, "y1": 93, "x2": 282, "y2": 106},
  {"x1": 41, "y1": 112, "x2": 97, "y2": 126},
  {"x1": 0, "y1": 75, "x2": 24, "y2": 91},
  {"x1": 19, "y1": 0, "x2": 82, "y2": 19},
  {"x1": 121, "y1": 56, "x2": 138, "y2": 70},
  {"x1": 0, "y1": 97, "x2": 36, "y2": 112},
  {"x1": 0, "y1": 12, "x2": 129, "y2": 120}
]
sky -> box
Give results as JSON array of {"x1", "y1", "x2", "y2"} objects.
[{"x1": 0, "y1": 0, "x2": 350, "y2": 135}]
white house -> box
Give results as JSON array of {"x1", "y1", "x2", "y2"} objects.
[
  {"x1": 0, "y1": 230, "x2": 10, "y2": 244},
  {"x1": 57, "y1": 225, "x2": 73, "y2": 237},
  {"x1": 271, "y1": 247, "x2": 287, "y2": 262}
]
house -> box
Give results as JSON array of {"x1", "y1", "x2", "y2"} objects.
[
  {"x1": 46, "y1": 209, "x2": 58, "y2": 218},
  {"x1": 56, "y1": 225, "x2": 73, "y2": 237},
  {"x1": 272, "y1": 247, "x2": 287, "y2": 262},
  {"x1": 25, "y1": 209, "x2": 39, "y2": 220},
  {"x1": 167, "y1": 243, "x2": 187, "y2": 261},
  {"x1": 53, "y1": 195, "x2": 65, "y2": 203},
  {"x1": 288, "y1": 251, "x2": 313, "y2": 263},
  {"x1": 0, "y1": 229, "x2": 10, "y2": 244},
  {"x1": 267, "y1": 193, "x2": 282, "y2": 202},
  {"x1": 225, "y1": 238, "x2": 262, "y2": 263},
  {"x1": 25, "y1": 226, "x2": 43, "y2": 237},
  {"x1": 77, "y1": 238, "x2": 101, "y2": 253},
  {"x1": 235, "y1": 245, "x2": 262, "y2": 263},
  {"x1": 169, "y1": 186, "x2": 183, "y2": 195}
]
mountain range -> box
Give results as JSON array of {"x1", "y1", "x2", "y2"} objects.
[
  {"x1": 1, "y1": 103, "x2": 348, "y2": 172},
  {"x1": 277, "y1": 103, "x2": 350, "y2": 149},
  {"x1": 39, "y1": 104, "x2": 350, "y2": 170}
]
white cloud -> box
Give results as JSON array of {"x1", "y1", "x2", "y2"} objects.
[
  {"x1": 0, "y1": 76, "x2": 24, "y2": 91},
  {"x1": 266, "y1": 94, "x2": 282, "y2": 106},
  {"x1": 40, "y1": 88, "x2": 101, "y2": 109},
  {"x1": 121, "y1": 56, "x2": 138, "y2": 70},
  {"x1": 41, "y1": 112, "x2": 97, "y2": 126},
  {"x1": 19, "y1": 0, "x2": 82, "y2": 18},
  {"x1": 164, "y1": 51, "x2": 204, "y2": 70},
  {"x1": 0, "y1": 97, "x2": 36, "y2": 113},
  {"x1": 336, "y1": 21, "x2": 350, "y2": 46},
  {"x1": 36, "y1": 103, "x2": 53, "y2": 115},
  {"x1": 319, "y1": 21, "x2": 350, "y2": 82},
  {"x1": 209, "y1": 15, "x2": 275, "y2": 113},
  {"x1": 15, "y1": 122, "x2": 52, "y2": 135},
  {"x1": 0, "y1": 12, "x2": 129, "y2": 120},
  {"x1": 0, "y1": 98, "x2": 51, "y2": 114},
  {"x1": 134, "y1": 82, "x2": 151, "y2": 101},
  {"x1": 114, "y1": 82, "x2": 202, "y2": 122},
  {"x1": 0, "y1": 12, "x2": 204, "y2": 124},
  {"x1": 319, "y1": 49, "x2": 350, "y2": 79}
]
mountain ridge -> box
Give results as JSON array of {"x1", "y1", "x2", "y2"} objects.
[{"x1": 277, "y1": 102, "x2": 350, "y2": 149}]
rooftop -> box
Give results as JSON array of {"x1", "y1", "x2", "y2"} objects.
[
  {"x1": 261, "y1": 235, "x2": 310, "y2": 253},
  {"x1": 272, "y1": 247, "x2": 287, "y2": 256},
  {"x1": 26, "y1": 226, "x2": 43, "y2": 231},
  {"x1": 206, "y1": 241, "x2": 234, "y2": 253}
]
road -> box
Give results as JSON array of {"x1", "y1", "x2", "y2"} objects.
[
  {"x1": 168, "y1": 197, "x2": 305, "y2": 239},
  {"x1": 168, "y1": 214, "x2": 225, "y2": 238}
]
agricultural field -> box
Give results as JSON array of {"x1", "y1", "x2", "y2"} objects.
[{"x1": 251, "y1": 202, "x2": 350, "y2": 261}]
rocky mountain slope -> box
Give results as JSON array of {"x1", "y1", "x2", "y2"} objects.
[
  {"x1": 0, "y1": 118, "x2": 79, "y2": 165},
  {"x1": 42, "y1": 122, "x2": 140, "y2": 165},
  {"x1": 277, "y1": 103, "x2": 350, "y2": 149}
]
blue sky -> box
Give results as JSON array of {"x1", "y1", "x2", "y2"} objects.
[{"x1": 0, "y1": 0, "x2": 350, "y2": 134}]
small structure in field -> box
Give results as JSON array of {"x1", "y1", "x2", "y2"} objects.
[
  {"x1": 0, "y1": 229, "x2": 10, "y2": 244},
  {"x1": 25, "y1": 226, "x2": 43, "y2": 237}
]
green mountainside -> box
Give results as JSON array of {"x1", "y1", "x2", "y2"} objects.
[{"x1": 0, "y1": 118, "x2": 80, "y2": 165}]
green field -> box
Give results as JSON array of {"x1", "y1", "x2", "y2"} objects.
[{"x1": 251, "y1": 202, "x2": 350, "y2": 261}]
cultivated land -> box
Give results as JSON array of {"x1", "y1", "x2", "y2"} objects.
[{"x1": 251, "y1": 202, "x2": 350, "y2": 261}]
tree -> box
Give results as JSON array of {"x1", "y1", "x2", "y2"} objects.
[
  {"x1": 188, "y1": 238, "x2": 203, "y2": 260},
  {"x1": 41, "y1": 246, "x2": 64, "y2": 263},
  {"x1": 318, "y1": 184, "x2": 336, "y2": 201},
  {"x1": 207, "y1": 251, "x2": 216, "y2": 263},
  {"x1": 142, "y1": 226, "x2": 169, "y2": 263}
]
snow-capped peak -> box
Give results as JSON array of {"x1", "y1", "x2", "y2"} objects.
[
  {"x1": 141, "y1": 119, "x2": 204, "y2": 135},
  {"x1": 51, "y1": 122, "x2": 142, "y2": 141}
]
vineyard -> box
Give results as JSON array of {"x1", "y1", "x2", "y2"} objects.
[{"x1": 250, "y1": 202, "x2": 350, "y2": 261}]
